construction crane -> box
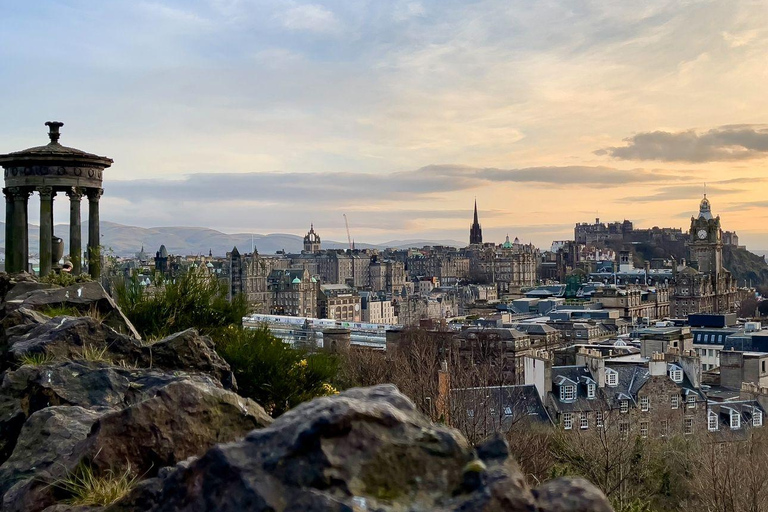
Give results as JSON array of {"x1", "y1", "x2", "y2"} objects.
[{"x1": 343, "y1": 214, "x2": 353, "y2": 250}]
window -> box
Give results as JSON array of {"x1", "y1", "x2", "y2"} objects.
[
  {"x1": 763, "y1": 361, "x2": 766, "y2": 374},
  {"x1": 560, "y1": 385, "x2": 576, "y2": 402},
  {"x1": 687, "y1": 394, "x2": 696, "y2": 409},
  {"x1": 620, "y1": 400, "x2": 629, "y2": 413},
  {"x1": 684, "y1": 417, "x2": 693, "y2": 435},
  {"x1": 504, "y1": 406, "x2": 512, "y2": 416},
  {"x1": 640, "y1": 421, "x2": 649, "y2": 438},
  {"x1": 708, "y1": 411, "x2": 719, "y2": 431},
  {"x1": 563, "y1": 413, "x2": 573, "y2": 430},
  {"x1": 587, "y1": 383, "x2": 596, "y2": 399},
  {"x1": 660, "y1": 420, "x2": 668, "y2": 437},
  {"x1": 619, "y1": 421, "x2": 630, "y2": 439},
  {"x1": 704, "y1": 334, "x2": 709, "y2": 342},
  {"x1": 754, "y1": 409, "x2": 763, "y2": 427},
  {"x1": 640, "y1": 396, "x2": 650, "y2": 412},
  {"x1": 606, "y1": 370, "x2": 618, "y2": 387},
  {"x1": 580, "y1": 412, "x2": 588, "y2": 429},
  {"x1": 730, "y1": 410, "x2": 741, "y2": 429},
  {"x1": 467, "y1": 409, "x2": 474, "y2": 418},
  {"x1": 596, "y1": 411, "x2": 604, "y2": 428},
  {"x1": 718, "y1": 335, "x2": 723, "y2": 343}
]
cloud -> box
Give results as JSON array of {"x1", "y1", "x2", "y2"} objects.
[
  {"x1": 597, "y1": 125, "x2": 768, "y2": 162},
  {"x1": 106, "y1": 164, "x2": 691, "y2": 206},
  {"x1": 278, "y1": 4, "x2": 340, "y2": 34},
  {"x1": 617, "y1": 184, "x2": 744, "y2": 203}
]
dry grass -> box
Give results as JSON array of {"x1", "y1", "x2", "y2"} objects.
[
  {"x1": 55, "y1": 464, "x2": 139, "y2": 506},
  {"x1": 78, "y1": 345, "x2": 111, "y2": 363}
]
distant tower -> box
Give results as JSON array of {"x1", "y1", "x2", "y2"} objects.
[
  {"x1": 303, "y1": 224, "x2": 321, "y2": 253},
  {"x1": 469, "y1": 199, "x2": 483, "y2": 245},
  {"x1": 688, "y1": 194, "x2": 723, "y2": 277},
  {"x1": 155, "y1": 244, "x2": 169, "y2": 274}
]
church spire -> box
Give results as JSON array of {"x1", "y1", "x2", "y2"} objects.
[{"x1": 470, "y1": 198, "x2": 483, "y2": 245}]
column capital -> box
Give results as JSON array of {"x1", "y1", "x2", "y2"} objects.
[
  {"x1": 38, "y1": 186, "x2": 55, "y2": 200},
  {"x1": 87, "y1": 188, "x2": 104, "y2": 201},
  {"x1": 66, "y1": 186, "x2": 85, "y2": 201},
  {"x1": 9, "y1": 187, "x2": 32, "y2": 201}
]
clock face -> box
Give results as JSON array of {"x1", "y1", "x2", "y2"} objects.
[{"x1": 697, "y1": 229, "x2": 707, "y2": 240}]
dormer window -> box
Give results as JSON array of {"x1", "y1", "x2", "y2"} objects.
[
  {"x1": 560, "y1": 385, "x2": 576, "y2": 402},
  {"x1": 669, "y1": 365, "x2": 684, "y2": 383},
  {"x1": 730, "y1": 409, "x2": 741, "y2": 430},
  {"x1": 754, "y1": 409, "x2": 763, "y2": 427},
  {"x1": 606, "y1": 369, "x2": 618, "y2": 387},
  {"x1": 708, "y1": 410, "x2": 719, "y2": 431},
  {"x1": 587, "y1": 383, "x2": 596, "y2": 399}
]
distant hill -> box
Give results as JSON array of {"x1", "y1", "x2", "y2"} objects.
[{"x1": 0, "y1": 221, "x2": 464, "y2": 257}]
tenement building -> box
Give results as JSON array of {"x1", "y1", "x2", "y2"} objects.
[{"x1": 671, "y1": 196, "x2": 738, "y2": 317}]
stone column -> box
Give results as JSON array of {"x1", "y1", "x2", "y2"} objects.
[
  {"x1": 10, "y1": 187, "x2": 31, "y2": 273},
  {"x1": 4, "y1": 189, "x2": 14, "y2": 273},
  {"x1": 67, "y1": 187, "x2": 84, "y2": 274},
  {"x1": 39, "y1": 186, "x2": 54, "y2": 277},
  {"x1": 87, "y1": 188, "x2": 103, "y2": 279}
]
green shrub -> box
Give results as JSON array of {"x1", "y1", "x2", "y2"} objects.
[
  {"x1": 217, "y1": 325, "x2": 339, "y2": 416},
  {"x1": 41, "y1": 272, "x2": 92, "y2": 287},
  {"x1": 113, "y1": 271, "x2": 247, "y2": 339},
  {"x1": 39, "y1": 305, "x2": 82, "y2": 318}
]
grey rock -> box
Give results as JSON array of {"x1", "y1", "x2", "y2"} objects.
[
  {"x1": 534, "y1": 477, "x2": 614, "y2": 512},
  {"x1": 0, "y1": 406, "x2": 107, "y2": 511},
  {"x1": 82, "y1": 379, "x2": 271, "y2": 476},
  {"x1": 6, "y1": 281, "x2": 140, "y2": 339},
  {"x1": 7, "y1": 318, "x2": 236, "y2": 390}
]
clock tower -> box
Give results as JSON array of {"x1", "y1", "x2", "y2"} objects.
[{"x1": 688, "y1": 194, "x2": 722, "y2": 277}]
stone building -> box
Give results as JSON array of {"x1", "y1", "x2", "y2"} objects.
[
  {"x1": 544, "y1": 351, "x2": 708, "y2": 439},
  {"x1": 268, "y1": 267, "x2": 318, "y2": 317},
  {"x1": 0, "y1": 122, "x2": 109, "y2": 277},
  {"x1": 368, "y1": 258, "x2": 406, "y2": 294},
  {"x1": 227, "y1": 247, "x2": 289, "y2": 313},
  {"x1": 319, "y1": 284, "x2": 361, "y2": 322},
  {"x1": 361, "y1": 293, "x2": 398, "y2": 324},
  {"x1": 670, "y1": 196, "x2": 738, "y2": 317}
]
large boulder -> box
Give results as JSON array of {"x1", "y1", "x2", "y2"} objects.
[
  {"x1": 110, "y1": 385, "x2": 612, "y2": 512},
  {"x1": 82, "y1": 379, "x2": 271, "y2": 475},
  {"x1": 6, "y1": 318, "x2": 236, "y2": 390},
  {"x1": 4, "y1": 281, "x2": 140, "y2": 339},
  {"x1": 0, "y1": 406, "x2": 107, "y2": 512},
  {"x1": 0, "y1": 362, "x2": 271, "y2": 511}
]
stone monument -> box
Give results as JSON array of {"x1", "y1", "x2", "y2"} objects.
[{"x1": 0, "y1": 122, "x2": 112, "y2": 277}]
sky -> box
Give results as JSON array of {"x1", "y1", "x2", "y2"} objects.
[{"x1": 2, "y1": 0, "x2": 768, "y2": 249}]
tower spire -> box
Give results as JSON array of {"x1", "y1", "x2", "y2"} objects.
[{"x1": 470, "y1": 198, "x2": 483, "y2": 245}]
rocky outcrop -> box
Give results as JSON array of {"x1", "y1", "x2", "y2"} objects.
[
  {"x1": 109, "y1": 385, "x2": 612, "y2": 512},
  {"x1": 3, "y1": 281, "x2": 140, "y2": 339},
  {"x1": 4, "y1": 316, "x2": 236, "y2": 390}
]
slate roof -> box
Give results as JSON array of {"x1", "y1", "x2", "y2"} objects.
[{"x1": 451, "y1": 384, "x2": 552, "y2": 427}]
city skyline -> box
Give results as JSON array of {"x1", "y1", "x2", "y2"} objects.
[{"x1": 3, "y1": 1, "x2": 768, "y2": 248}]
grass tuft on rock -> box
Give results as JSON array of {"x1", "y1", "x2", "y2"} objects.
[
  {"x1": 55, "y1": 464, "x2": 138, "y2": 506},
  {"x1": 79, "y1": 345, "x2": 111, "y2": 363},
  {"x1": 17, "y1": 352, "x2": 55, "y2": 367}
]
